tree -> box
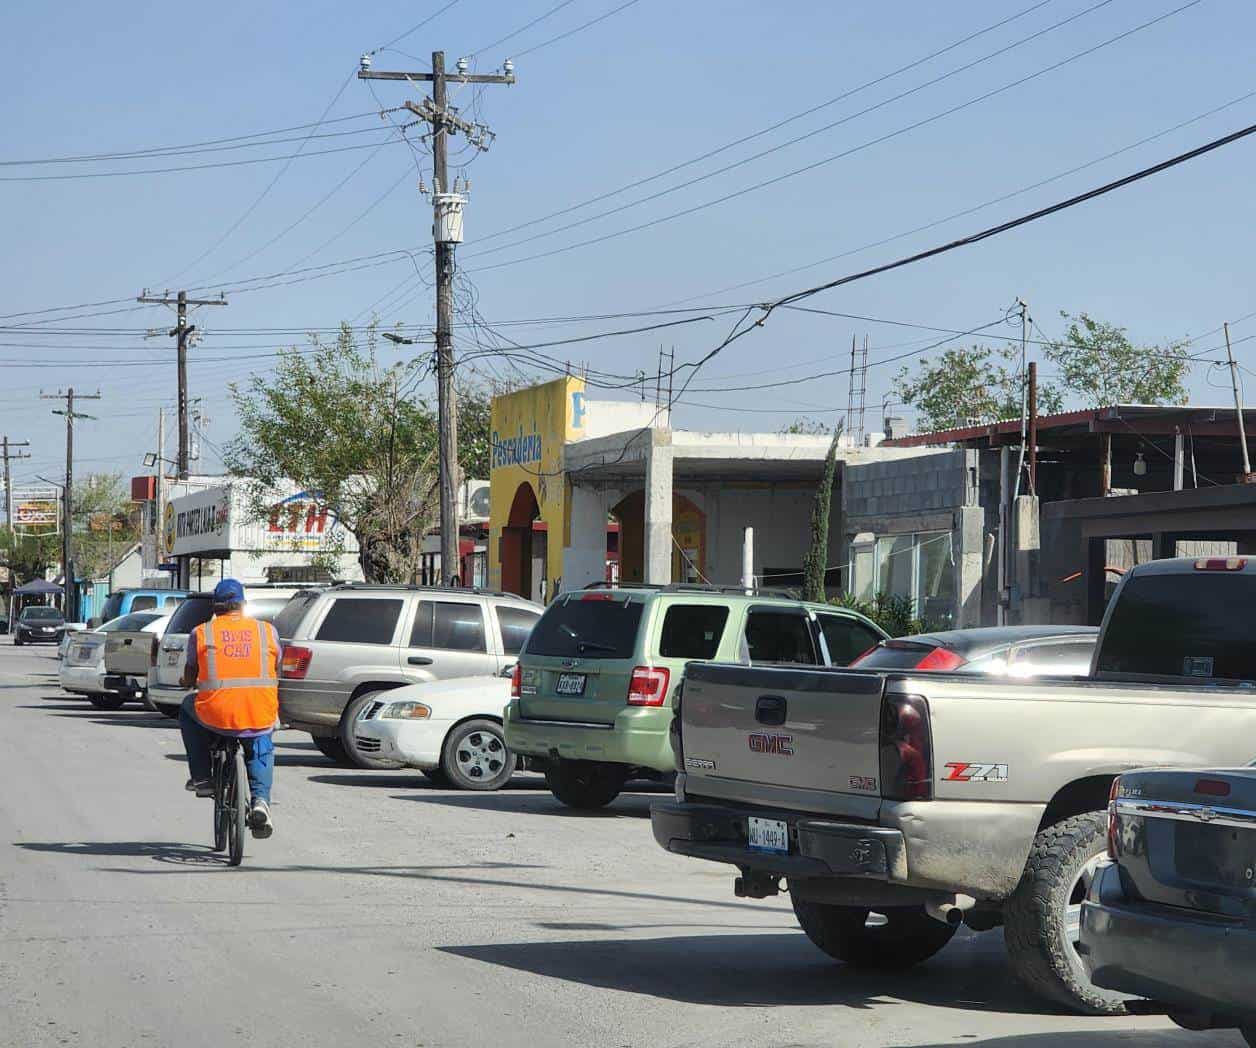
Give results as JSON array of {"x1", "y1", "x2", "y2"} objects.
[
  {"x1": 1044, "y1": 311, "x2": 1189, "y2": 406},
  {"x1": 226, "y1": 325, "x2": 446, "y2": 583},
  {"x1": 0, "y1": 527, "x2": 59, "y2": 584},
  {"x1": 894, "y1": 344, "x2": 1062, "y2": 433},
  {"x1": 781, "y1": 417, "x2": 832, "y2": 436},
  {"x1": 71, "y1": 473, "x2": 140, "y2": 581},
  {"x1": 801, "y1": 427, "x2": 843, "y2": 602},
  {"x1": 456, "y1": 386, "x2": 493, "y2": 480}
]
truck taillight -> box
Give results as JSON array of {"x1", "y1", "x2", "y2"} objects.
[
  {"x1": 628, "y1": 666, "x2": 671, "y2": 706},
  {"x1": 879, "y1": 693, "x2": 933, "y2": 801},
  {"x1": 510, "y1": 663, "x2": 522, "y2": 698},
  {"x1": 914, "y1": 646, "x2": 965, "y2": 671},
  {"x1": 150, "y1": 636, "x2": 160, "y2": 666},
  {"x1": 280, "y1": 644, "x2": 312, "y2": 680},
  {"x1": 1107, "y1": 776, "x2": 1122, "y2": 860}
]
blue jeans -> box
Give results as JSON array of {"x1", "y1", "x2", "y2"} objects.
[{"x1": 179, "y1": 695, "x2": 274, "y2": 804}]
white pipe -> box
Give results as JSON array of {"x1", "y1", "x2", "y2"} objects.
[{"x1": 742, "y1": 526, "x2": 754, "y2": 594}]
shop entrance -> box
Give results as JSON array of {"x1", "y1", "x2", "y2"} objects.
[
  {"x1": 501, "y1": 482, "x2": 546, "y2": 601},
  {"x1": 609, "y1": 490, "x2": 706, "y2": 585}
]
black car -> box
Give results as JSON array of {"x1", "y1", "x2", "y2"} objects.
[
  {"x1": 1080, "y1": 766, "x2": 1256, "y2": 1042},
  {"x1": 14, "y1": 605, "x2": 66, "y2": 645},
  {"x1": 849, "y1": 624, "x2": 1098, "y2": 675}
]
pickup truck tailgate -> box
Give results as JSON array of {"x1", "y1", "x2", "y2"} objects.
[
  {"x1": 104, "y1": 631, "x2": 154, "y2": 676},
  {"x1": 681, "y1": 663, "x2": 885, "y2": 818}
]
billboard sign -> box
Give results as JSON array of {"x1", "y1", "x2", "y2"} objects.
[
  {"x1": 263, "y1": 492, "x2": 339, "y2": 551},
  {"x1": 12, "y1": 487, "x2": 60, "y2": 535},
  {"x1": 165, "y1": 487, "x2": 231, "y2": 556}
]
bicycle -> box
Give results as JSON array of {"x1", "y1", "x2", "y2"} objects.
[{"x1": 210, "y1": 736, "x2": 249, "y2": 867}]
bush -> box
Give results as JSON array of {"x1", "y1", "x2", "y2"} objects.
[{"x1": 833, "y1": 592, "x2": 931, "y2": 638}]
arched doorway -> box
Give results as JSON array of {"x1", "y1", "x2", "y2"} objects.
[
  {"x1": 609, "y1": 490, "x2": 706, "y2": 585},
  {"x1": 501, "y1": 482, "x2": 543, "y2": 599}
]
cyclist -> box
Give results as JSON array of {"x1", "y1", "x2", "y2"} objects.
[{"x1": 179, "y1": 578, "x2": 279, "y2": 839}]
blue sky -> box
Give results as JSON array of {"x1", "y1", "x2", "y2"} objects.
[{"x1": 2, "y1": 0, "x2": 1254, "y2": 486}]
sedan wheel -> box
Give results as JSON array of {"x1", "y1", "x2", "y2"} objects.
[
  {"x1": 441, "y1": 718, "x2": 516, "y2": 791},
  {"x1": 340, "y1": 691, "x2": 404, "y2": 770}
]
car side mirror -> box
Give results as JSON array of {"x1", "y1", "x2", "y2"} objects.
[{"x1": 500, "y1": 663, "x2": 517, "y2": 679}]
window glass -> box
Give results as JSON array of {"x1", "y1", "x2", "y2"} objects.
[
  {"x1": 245, "y1": 598, "x2": 288, "y2": 623},
  {"x1": 315, "y1": 598, "x2": 403, "y2": 645},
  {"x1": 873, "y1": 531, "x2": 956, "y2": 629},
  {"x1": 526, "y1": 596, "x2": 644, "y2": 659},
  {"x1": 272, "y1": 592, "x2": 318, "y2": 640},
  {"x1": 818, "y1": 615, "x2": 884, "y2": 666},
  {"x1": 130, "y1": 595, "x2": 158, "y2": 612},
  {"x1": 409, "y1": 601, "x2": 435, "y2": 647},
  {"x1": 497, "y1": 606, "x2": 540, "y2": 655},
  {"x1": 1009, "y1": 639, "x2": 1096, "y2": 676},
  {"x1": 745, "y1": 610, "x2": 818, "y2": 665},
  {"x1": 432, "y1": 602, "x2": 486, "y2": 652},
  {"x1": 1097, "y1": 573, "x2": 1256, "y2": 682},
  {"x1": 101, "y1": 612, "x2": 162, "y2": 632},
  {"x1": 851, "y1": 641, "x2": 933, "y2": 669},
  {"x1": 658, "y1": 604, "x2": 729, "y2": 660},
  {"x1": 167, "y1": 596, "x2": 214, "y2": 635},
  {"x1": 163, "y1": 595, "x2": 185, "y2": 608},
  {"x1": 100, "y1": 594, "x2": 124, "y2": 622},
  {"x1": 22, "y1": 607, "x2": 64, "y2": 622}
]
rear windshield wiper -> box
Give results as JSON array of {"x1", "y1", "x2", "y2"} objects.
[{"x1": 557, "y1": 623, "x2": 618, "y2": 655}]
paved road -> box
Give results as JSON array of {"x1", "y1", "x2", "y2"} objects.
[{"x1": 0, "y1": 643, "x2": 1243, "y2": 1048}]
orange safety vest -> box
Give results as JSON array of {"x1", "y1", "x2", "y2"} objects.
[{"x1": 193, "y1": 611, "x2": 279, "y2": 732}]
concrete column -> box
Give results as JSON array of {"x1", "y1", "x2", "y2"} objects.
[
  {"x1": 955, "y1": 506, "x2": 985, "y2": 627},
  {"x1": 562, "y1": 483, "x2": 607, "y2": 592},
  {"x1": 644, "y1": 429, "x2": 674, "y2": 585},
  {"x1": 850, "y1": 532, "x2": 876, "y2": 599}
]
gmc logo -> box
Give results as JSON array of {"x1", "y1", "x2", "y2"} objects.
[{"x1": 748, "y1": 732, "x2": 794, "y2": 757}]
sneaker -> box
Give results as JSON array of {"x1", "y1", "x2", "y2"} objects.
[
  {"x1": 248, "y1": 798, "x2": 274, "y2": 839},
  {"x1": 185, "y1": 777, "x2": 213, "y2": 798}
]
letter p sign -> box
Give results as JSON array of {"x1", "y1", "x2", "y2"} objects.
[{"x1": 570, "y1": 391, "x2": 586, "y2": 431}]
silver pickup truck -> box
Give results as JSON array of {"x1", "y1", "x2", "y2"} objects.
[{"x1": 651, "y1": 556, "x2": 1256, "y2": 1015}]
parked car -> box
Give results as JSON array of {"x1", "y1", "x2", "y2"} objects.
[
  {"x1": 275, "y1": 584, "x2": 542, "y2": 769},
  {"x1": 851, "y1": 625, "x2": 1098, "y2": 675},
  {"x1": 650, "y1": 556, "x2": 1256, "y2": 1015},
  {"x1": 352, "y1": 673, "x2": 522, "y2": 790},
  {"x1": 505, "y1": 585, "x2": 888, "y2": 811},
  {"x1": 146, "y1": 585, "x2": 317, "y2": 720},
  {"x1": 89, "y1": 587, "x2": 188, "y2": 628},
  {"x1": 1080, "y1": 765, "x2": 1256, "y2": 1044},
  {"x1": 13, "y1": 605, "x2": 65, "y2": 645},
  {"x1": 60, "y1": 611, "x2": 170, "y2": 709}
]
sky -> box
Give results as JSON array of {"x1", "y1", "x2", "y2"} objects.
[{"x1": 2, "y1": 0, "x2": 1255, "y2": 491}]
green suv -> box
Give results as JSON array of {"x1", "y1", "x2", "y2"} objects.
[{"x1": 504, "y1": 586, "x2": 886, "y2": 809}]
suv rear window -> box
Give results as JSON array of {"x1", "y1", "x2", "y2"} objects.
[
  {"x1": 167, "y1": 596, "x2": 213, "y2": 635},
  {"x1": 316, "y1": 598, "x2": 403, "y2": 645},
  {"x1": 1097, "y1": 573, "x2": 1256, "y2": 682},
  {"x1": 658, "y1": 604, "x2": 728, "y2": 659},
  {"x1": 273, "y1": 591, "x2": 319, "y2": 639},
  {"x1": 525, "y1": 595, "x2": 644, "y2": 659},
  {"x1": 130, "y1": 595, "x2": 158, "y2": 612}
]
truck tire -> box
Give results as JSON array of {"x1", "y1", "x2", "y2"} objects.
[
  {"x1": 311, "y1": 733, "x2": 352, "y2": 765},
  {"x1": 1004, "y1": 811, "x2": 1127, "y2": 1015},
  {"x1": 441, "y1": 718, "x2": 516, "y2": 791},
  {"x1": 88, "y1": 693, "x2": 127, "y2": 711},
  {"x1": 790, "y1": 896, "x2": 957, "y2": 969},
  {"x1": 544, "y1": 759, "x2": 625, "y2": 809}
]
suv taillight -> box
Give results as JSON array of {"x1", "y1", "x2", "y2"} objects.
[
  {"x1": 1107, "y1": 776, "x2": 1122, "y2": 860},
  {"x1": 879, "y1": 693, "x2": 933, "y2": 801},
  {"x1": 150, "y1": 635, "x2": 160, "y2": 667},
  {"x1": 280, "y1": 644, "x2": 312, "y2": 680},
  {"x1": 628, "y1": 666, "x2": 671, "y2": 706},
  {"x1": 510, "y1": 664, "x2": 522, "y2": 698}
]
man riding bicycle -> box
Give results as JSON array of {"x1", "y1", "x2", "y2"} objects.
[{"x1": 179, "y1": 578, "x2": 279, "y2": 839}]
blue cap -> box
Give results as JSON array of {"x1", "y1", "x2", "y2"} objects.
[{"x1": 213, "y1": 578, "x2": 245, "y2": 603}]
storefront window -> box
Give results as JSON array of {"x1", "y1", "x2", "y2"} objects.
[{"x1": 873, "y1": 531, "x2": 955, "y2": 627}]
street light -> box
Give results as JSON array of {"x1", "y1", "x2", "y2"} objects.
[{"x1": 382, "y1": 332, "x2": 418, "y2": 346}]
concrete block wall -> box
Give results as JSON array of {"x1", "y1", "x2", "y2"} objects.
[{"x1": 842, "y1": 450, "x2": 971, "y2": 522}]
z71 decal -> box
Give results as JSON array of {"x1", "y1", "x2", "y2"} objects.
[{"x1": 943, "y1": 762, "x2": 1009, "y2": 783}]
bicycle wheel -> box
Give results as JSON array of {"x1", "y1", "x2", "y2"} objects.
[
  {"x1": 227, "y1": 747, "x2": 248, "y2": 867},
  {"x1": 211, "y1": 750, "x2": 228, "y2": 853}
]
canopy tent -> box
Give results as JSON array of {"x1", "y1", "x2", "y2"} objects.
[{"x1": 14, "y1": 578, "x2": 62, "y2": 596}]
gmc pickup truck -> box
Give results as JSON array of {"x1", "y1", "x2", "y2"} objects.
[{"x1": 651, "y1": 556, "x2": 1256, "y2": 1015}]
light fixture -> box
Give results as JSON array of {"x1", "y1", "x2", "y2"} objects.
[
  {"x1": 143, "y1": 452, "x2": 158, "y2": 468},
  {"x1": 1133, "y1": 451, "x2": 1147, "y2": 477}
]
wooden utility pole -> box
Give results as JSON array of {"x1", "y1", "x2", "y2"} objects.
[
  {"x1": 1, "y1": 436, "x2": 31, "y2": 533},
  {"x1": 1027, "y1": 361, "x2": 1038, "y2": 496},
  {"x1": 359, "y1": 51, "x2": 515, "y2": 584},
  {"x1": 1223, "y1": 321, "x2": 1253, "y2": 479},
  {"x1": 136, "y1": 290, "x2": 227, "y2": 478},
  {"x1": 42, "y1": 388, "x2": 101, "y2": 621}
]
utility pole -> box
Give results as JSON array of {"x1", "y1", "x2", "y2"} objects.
[
  {"x1": 1223, "y1": 321, "x2": 1253, "y2": 479},
  {"x1": 42, "y1": 388, "x2": 101, "y2": 621},
  {"x1": 136, "y1": 290, "x2": 227, "y2": 478},
  {"x1": 359, "y1": 50, "x2": 515, "y2": 585},
  {"x1": 2, "y1": 436, "x2": 31, "y2": 533},
  {"x1": 1027, "y1": 361, "x2": 1038, "y2": 496}
]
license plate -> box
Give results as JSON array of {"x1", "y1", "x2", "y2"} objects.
[
  {"x1": 166, "y1": 651, "x2": 181, "y2": 666},
  {"x1": 748, "y1": 817, "x2": 789, "y2": 855},
  {"x1": 76, "y1": 646, "x2": 93, "y2": 660},
  {"x1": 555, "y1": 673, "x2": 587, "y2": 696}
]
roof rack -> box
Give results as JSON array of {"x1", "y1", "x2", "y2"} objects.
[
  {"x1": 328, "y1": 581, "x2": 519, "y2": 599},
  {"x1": 580, "y1": 580, "x2": 801, "y2": 599}
]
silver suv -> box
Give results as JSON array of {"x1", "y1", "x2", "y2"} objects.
[{"x1": 274, "y1": 584, "x2": 543, "y2": 768}]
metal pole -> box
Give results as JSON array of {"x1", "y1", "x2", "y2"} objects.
[
  {"x1": 1224, "y1": 322, "x2": 1252, "y2": 477},
  {"x1": 741, "y1": 526, "x2": 754, "y2": 594},
  {"x1": 1027, "y1": 361, "x2": 1038, "y2": 496},
  {"x1": 156, "y1": 407, "x2": 165, "y2": 576},
  {"x1": 64, "y1": 389, "x2": 75, "y2": 620}
]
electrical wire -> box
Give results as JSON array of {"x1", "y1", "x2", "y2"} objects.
[
  {"x1": 511, "y1": 0, "x2": 645, "y2": 59},
  {"x1": 466, "y1": 0, "x2": 579, "y2": 58}
]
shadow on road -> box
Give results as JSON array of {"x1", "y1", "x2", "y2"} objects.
[
  {"x1": 306, "y1": 772, "x2": 546, "y2": 790},
  {"x1": 390, "y1": 789, "x2": 661, "y2": 819},
  {"x1": 438, "y1": 930, "x2": 1055, "y2": 1014},
  {"x1": 15, "y1": 840, "x2": 229, "y2": 867},
  {"x1": 901, "y1": 1034, "x2": 1244, "y2": 1047}
]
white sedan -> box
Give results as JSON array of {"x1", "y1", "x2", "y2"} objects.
[
  {"x1": 351, "y1": 675, "x2": 518, "y2": 791},
  {"x1": 59, "y1": 612, "x2": 171, "y2": 710}
]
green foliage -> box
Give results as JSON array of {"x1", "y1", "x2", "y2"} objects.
[
  {"x1": 456, "y1": 386, "x2": 493, "y2": 480},
  {"x1": 1044, "y1": 311, "x2": 1189, "y2": 406},
  {"x1": 832, "y1": 591, "x2": 931, "y2": 638},
  {"x1": 0, "y1": 526, "x2": 60, "y2": 584},
  {"x1": 781, "y1": 417, "x2": 832, "y2": 435},
  {"x1": 72, "y1": 473, "x2": 140, "y2": 581},
  {"x1": 801, "y1": 427, "x2": 843, "y2": 602},
  {"x1": 894, "y1": 344, "x2": 1062, "y2": 433}
]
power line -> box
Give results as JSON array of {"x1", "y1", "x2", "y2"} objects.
[
  {"x1": 511, "y1": 0, "x2": 645, "y2": 59},
  {"x1": 372, "y1": 0, "x2": 464, "y2": 54},
  {"x1": 466, "y1": 0, "x2": 580, "y2": 58}
]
